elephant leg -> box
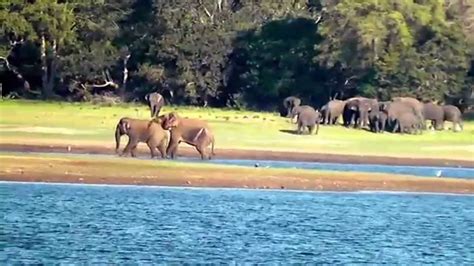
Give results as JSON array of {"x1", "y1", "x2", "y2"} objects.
[
  {"x1": 146, "y1": 141, "x2": 157, "y2": 158},
  {"x1": 297, "y1": 124, "x2": 303, "y2": 134},
  {"x1": 155, "y1": 107, "x2": 162, "y2": 117},
  {"x1": 130, "y1": 145, "x2": 139, "y2": 157},
  {"x1": 167, "y1": 139, "x2": 180, "y2": 159},
  {"x1": 122, "y1": 137, "x2": 138, "y2": 157},
  {"x1": 392, "y1": 121, "x2": 399, "y2": 133},
  {"x1": 325, "y1": 111, "x2": 330, "y2": 125},
  {"x1": 315, "y1": 122, "x2": 319, "y2": 135},
  {"x1": 147, "y1": 140, "x2": 158, "y2": 159},
  {"x1": 307, "y1": 125, "x2": 314, "y2": 135},
  {"x1": 195, "y1": 144, "x2": 207, "y2": 160},
  {"x1": 157, "y1": 142, "x2": 167, "y2": 159}
]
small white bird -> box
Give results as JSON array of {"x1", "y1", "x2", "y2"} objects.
[{"x1": 436, "y1": 170, "x2": 443, "y2": 177}]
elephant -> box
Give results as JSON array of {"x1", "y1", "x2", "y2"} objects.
[
  {"x1": 321, "y1": 100, "x2": 345, "y2": 125},
  {"x1": 392, "y1": 97, "x2": 425, "y2": 128},
  {"x1": 145, "y1": 92, "x2": 165, "y2": 117},
  {"x1": 368, "y1": 109, "x2": 387, "y2": 133},
  {"x1": 296, "y1": 108, "x2": 321, "y2": 135},
  {"x1": 282, "y1": 96, "x2": 302, "y2": 118},
  {"x1": 115, "y1": 117, "x2": 168, "y2": 158},
  {"x1": 396, "y1": 112, "x2": 423, "y2": 134},
  {"x1": 380, "y1": 101, "x2": 419, "y2": 133},
  {"x1": 343, "y1": 97, "x2": 378, "y2": 128},
  {"x1": 423, "y1": 102, "x2": 444, "y2": 130},
  {"x1": 442, "y1": 105, "x2": 464, "y2": 132},
  {"x1": 160, "y1": 112, "x2": 215, "y2": 160},
  {"x1": 290, "y1": 105, "x2": 315, "y2": 123}
]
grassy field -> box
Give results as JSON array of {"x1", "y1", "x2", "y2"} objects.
[{"x1": 0, "y1": 99, "x2": 473, "y2": 160}]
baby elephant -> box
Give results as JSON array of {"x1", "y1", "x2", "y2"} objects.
[
  {"x1": 145, "y1": 92, "x2": 165, "y2": 117},
  {"x1": 369, "y1": 110, "x2": 387, "y2": 133},
  {"x1": 296, "y1": 108, "x2": 321, "y2": 135},
  {"x1": 160, "y1": 112, "x2": 215, "y2": 160},
  {"x1": 442, "y1": 105, "x2": 463, "y2": 132},
  {"x1": 115, "y1": 117, "x2": 168, "y2": 158},
  {"x1": 397, "y1": 113, "x2": 422, "y2": 134}
]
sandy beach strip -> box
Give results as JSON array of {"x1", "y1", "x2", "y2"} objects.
[{"x1": 1, "y1": 154, "x2": 473, "y2": 194}]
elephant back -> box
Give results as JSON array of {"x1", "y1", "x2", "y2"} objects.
[{"x1": 442, "y1": 105, "x2": 462, "y2": 121}]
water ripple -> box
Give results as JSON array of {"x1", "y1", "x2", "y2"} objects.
[{"x1": 1, "y1": 183, "x2": 473, "y2": 264}]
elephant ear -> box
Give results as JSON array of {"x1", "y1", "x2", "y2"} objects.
[
  {"x1": 168, "y1": 113, "x2": 180, "y2": 127},
  {"x1": 120, "y1": 120, "x2": 131, "y2": 133}
]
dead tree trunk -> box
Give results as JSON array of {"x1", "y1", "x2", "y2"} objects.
[
  {"x1": 46, "y1": 40, "x2": 57, "y2": 96},
  {"x1": 120, "y1": 54, "x2": 131, "y2": 100},
  {"x1": 40, "y1": 35, "x2": 53, "y2": 99}
]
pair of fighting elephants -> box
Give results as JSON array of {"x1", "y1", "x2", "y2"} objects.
[
  {"x1": 283, "y1": 96, "x2": 464, "y2": 134},
  {"x1": 115, "y1": 92, "x2": 215, "y2": 160}
]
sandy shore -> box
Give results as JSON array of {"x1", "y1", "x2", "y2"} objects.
[
  {"x1": 1, "y1": 154, "x2": 473, "y2": 194},
  {"x1": 1, "y1": 143, "x2": 473, "y2": 168}
]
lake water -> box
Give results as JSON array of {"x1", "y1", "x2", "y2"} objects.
[{"x1": 1, "y1": 182, "x2": 473, "y2": 264}]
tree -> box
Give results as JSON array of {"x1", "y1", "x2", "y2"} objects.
[{"x1": 316, "y1": 0, "x2": 471, "y2": 101}]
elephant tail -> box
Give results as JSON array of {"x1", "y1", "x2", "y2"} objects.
[
  {"x1": 211, "y1": 136, "x2": 216, "y2": 156},
  {"x1": 115, "y1": 121, "x2": 123, "y2": 154}
]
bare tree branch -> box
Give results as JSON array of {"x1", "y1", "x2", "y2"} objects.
[
  {"x1": 216, "y1": 0, "x2": 223, "y2": 12},
  {"x1": 315, "y1": 15, "x2": 322, "y2": 24},
  {"x1": 198, "y1": 0, "x2": 214, "y2": 22},
  {"x1": 344, "y1": 75, "x2": 358, "y2": 85},
  {"x1": 82, "y1": 69, "x2": 119, "y2": 89}
]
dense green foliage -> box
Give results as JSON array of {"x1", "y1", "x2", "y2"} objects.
[{"x1": 1, "y1": 0, "x2": 473, "y2": 109}]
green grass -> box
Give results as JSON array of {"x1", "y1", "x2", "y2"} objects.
[{"x1": 1, "y1": 99, "x2": 473, "y2": 160}]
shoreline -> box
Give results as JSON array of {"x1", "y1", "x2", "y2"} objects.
[
  {"x1": 1, "y1": 143, "x2": 473, "y2": 168},
  {"x1": 3, "y1": 180, "x2": 474, "y2": 197},
  {"x1": 1, "y1": 154, "x2": 473, "y2": 195}
]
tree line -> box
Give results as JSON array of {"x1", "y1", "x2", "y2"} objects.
[{"x1": 1, "y1": 0, "x2": 473, "y2": 110}]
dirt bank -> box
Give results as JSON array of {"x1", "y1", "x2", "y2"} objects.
[
  {"x1": 1, "y1": 155, "x2": 473, "y2": 194},
  {"x1": 0, "y1": 143, "x2": 474, "y2": 168},
  {"x1": 0, "y1": 143, "x2": 473, "y2": 168}
]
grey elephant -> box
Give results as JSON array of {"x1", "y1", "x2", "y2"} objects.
[
  {"x1": 290, "y1": 105, "x2": 315, "y2": 123},
  {"x1": 321, "y1": 100, "x2": 345, "y2": 125},
  {"x1": 380, "y1": 101, "x2": 419, "y2": 133},
  {"x1": 145, "y1": 92, "x2": 165, "y2": 117},
  {"x1": 368, "y1": 108, "x2": 388, "y2": 133},
  {"x1": 396, "y1": 112, "x2": 423, "y2": 134},
  {"x1": 296, "y1": 108, "x2": 321, "y2": 135},
  {"x1": 283, "y1": 96, "x2": 302, "y2": 118},
  {"x1": 343, "y1": 97, "x2": 378, "y2": 128},
  {"x1": 392, "y1": 97, "x2": 425, "y2": 128},
  {"x1": 423, "y1": 102, "x2": 444, "y2": 130},
  {"x1": 442, "y1": 105, "x2": 464, "y2": 132}
]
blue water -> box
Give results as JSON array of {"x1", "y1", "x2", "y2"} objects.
[
  {"x1": 1, "y1": 182, "x2": 473, "y2": 264},
  {"x1": 181, "y1": 158, "x2": 474, "y2": 179}
]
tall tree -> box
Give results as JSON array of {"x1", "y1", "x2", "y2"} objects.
[{"x1": 316, "y1": 0, "x2": 471, "y2": 101}]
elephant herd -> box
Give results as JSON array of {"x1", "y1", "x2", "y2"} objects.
[
  {"x1": 283, "y1": 96, "x2": 464, "y2": 135},
  {"x1": 114, "y1": 91, "x2": 466, "y2": 161},
  {"x1": 115, "y1": 92, "x2": 215, "y2": 160}
]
